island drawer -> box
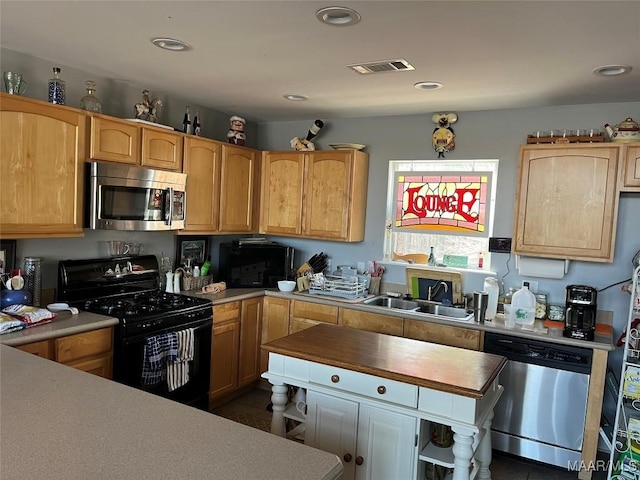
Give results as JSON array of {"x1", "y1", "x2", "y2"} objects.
[{"x1": 309, "y1": 363, "x2": 418, "y2": 408}]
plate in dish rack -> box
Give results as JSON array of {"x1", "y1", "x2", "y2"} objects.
[{"x1": 329, "y1": 143, "x2": 366, "y2": 151}]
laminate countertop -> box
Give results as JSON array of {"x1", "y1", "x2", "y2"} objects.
[
  {"x1": 262, "y1": 323, "x2": 507, "y2": 399},
  {"x1": 0, "y1": 344, "x2": 342, "y2": 480}
]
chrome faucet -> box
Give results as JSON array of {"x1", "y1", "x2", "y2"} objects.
[{"x1": 428, "y1": 281, "x2": 449, "y2": 301}]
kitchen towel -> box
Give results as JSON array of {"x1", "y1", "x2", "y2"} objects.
[
  {"x1": 201, "y1": 281, "x2": 227, "y2": 294},
  {"x1": 141, "y1": 332, "x2": 178, "y2": 385},
  {"x1": 167, "y1": 328, "x2": 194, "y2": 392}
]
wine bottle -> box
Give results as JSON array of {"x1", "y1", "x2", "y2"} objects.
[
  {"x1": 183, "y1": 106, "x2": 192, "y2": 134},
  {"x1": 306, "y1": 119, "x2": 324, "y2": 141},
  {"x1": 193, "y1": 109, "x2": 201, "y2": 136}
]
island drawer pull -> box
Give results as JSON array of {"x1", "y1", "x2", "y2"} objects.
[
  {"x1": 331, "y1": 374, "x2": 340, "y2": 383},
  {"x1": 377, "y1": 385, "x2": 387, "y2": 394},
  {"x1": 343, "y1": 453, "x2": 352, "y2": 463}
]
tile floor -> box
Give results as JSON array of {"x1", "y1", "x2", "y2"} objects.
[{"x1": 211, "y1": 388, "x2": 610, "y2": 480}]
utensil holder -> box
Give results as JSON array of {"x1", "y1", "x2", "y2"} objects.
[{"x1": 369, "y1": 277, "x2": 381, "y2": 295}]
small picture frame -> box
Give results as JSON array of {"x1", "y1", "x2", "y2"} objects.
[
  {"x1": 175, "y1": 236, "x2": 209, "y2": 268},
  {"x1": 0, "y1": 240, "x2": 17, "y2": 275}
]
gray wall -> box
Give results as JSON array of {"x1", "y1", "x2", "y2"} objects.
[{"x1": 3, "y1": 48, "x2": 639, "y2": 389}]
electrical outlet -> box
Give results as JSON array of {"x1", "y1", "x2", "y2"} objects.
[
  {"x1": 522, "y1": 280, "x2": 538, "y2": 293},
  {"x1": 489, "y1": 237, "x2": 512, "y2": 253}
]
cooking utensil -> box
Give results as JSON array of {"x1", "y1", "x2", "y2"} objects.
[{"x1": 47, "y1": 302, "x2": 79, "y2": 314}]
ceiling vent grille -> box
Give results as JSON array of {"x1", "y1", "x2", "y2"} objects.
[{"x1": 347, "y1": 59, "x2": 415, "y2": 75}]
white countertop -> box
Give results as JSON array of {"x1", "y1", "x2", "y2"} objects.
[{"x1": 0, "y1": 344, "x2": 343, "y2": 480}]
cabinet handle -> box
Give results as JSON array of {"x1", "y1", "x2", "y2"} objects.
[
  {"x1": 343, "y1": 453, "x2": 352, "y2": 463},
  {"x1": 331, "y1": 374, "x2": 340, "y2": 383},
  {"x1": 377, "y1": 385, "x2": 387, "y2": 394},
  {"x1": 355, "y1": 456, "x2": 364, "y2": 466}
]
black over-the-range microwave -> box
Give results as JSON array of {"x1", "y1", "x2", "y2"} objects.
[{"x1": 219, "y1": 242, "x2": 295, "y2": 288}]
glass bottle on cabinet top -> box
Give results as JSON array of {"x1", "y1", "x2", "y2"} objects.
[
  {"x1": 428, "y1": 246, "x2": 436, "y2": 266},
  {"x1": 80, "y1": 80, "x2": 102, "y2": 113},
  {"x1": 48, "y1": 67, "x2": 65, "y2": 105}
]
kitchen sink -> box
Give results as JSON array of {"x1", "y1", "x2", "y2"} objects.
[
  {"x1": 363, "y1": 296, "x2": 420, "y2": 310},
  {"x1": 363, "y1": 295, "x2": 473, "y2": 321},
  {"x1": 415, "y1": 303, "x2": 472, "y2": 320}
]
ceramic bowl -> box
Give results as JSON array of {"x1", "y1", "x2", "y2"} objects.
[{"x1": 277, "y1": 280, "x2": 296, "y2": 292}]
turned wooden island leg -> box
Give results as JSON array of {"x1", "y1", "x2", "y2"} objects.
[
  {"x1": 451, "y1": 429, "x2": 474, "y2": 480},
  {"x1": 475, "y1": 411, "x2": 494, "y2": 480},
  {"x1": 269, "y1": 382, "x2": 288, "y2": 436}
]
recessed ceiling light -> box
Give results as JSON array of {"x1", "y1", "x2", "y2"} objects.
[
  {"x1": 283, "y1": 94, "x2": 309, "y2": 101},
  {"x1": 316, "y1": 6, "x2": 361, "y2": 26},
  {"x1": 593, "y1": 64, "x2": 632, "y2": 76},
  {"x1": 414, "y1": 81, "x2": 444, "y2": 91},
  {"x1": 151, "y1": 37, "x2": 192, "y2": 52}
]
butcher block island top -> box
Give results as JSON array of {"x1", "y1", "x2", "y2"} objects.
[{"x1": 262, "y1": 323, "x2": 507, "y2": 399}]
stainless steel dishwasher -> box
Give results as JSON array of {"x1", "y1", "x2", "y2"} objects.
[{"x1": 483, "y1": 332, "x2": 593, "y2": 468}]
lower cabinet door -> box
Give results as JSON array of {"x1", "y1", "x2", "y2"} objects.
[
  {"x1": 306, "y1": 390, "x2": 417, "y2": 480},
  {"x1": 356, "y1": 404, "x2": 417, "y2": 480},
  {"x1": 307, "y1": 391, "x2": 358, "y2": 480}
]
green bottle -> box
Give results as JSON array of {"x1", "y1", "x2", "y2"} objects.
[{"x1": 200, "y1": 255, "x2": 212, "y2": 277}]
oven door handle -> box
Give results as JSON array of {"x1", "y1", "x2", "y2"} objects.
[{"x1": 164, "y1": 187, "x2": 174, "y2": 227}]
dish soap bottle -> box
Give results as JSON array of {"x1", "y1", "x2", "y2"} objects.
[
  {"x1": 428, "y1": 247, "x2": 436, "y2": 266},
  {"x1": 510, "y1": 282, "x2": 536, "y2": 325},
  {"x1": 200, "y1": 255, "x2": 211, "y2": 277}
]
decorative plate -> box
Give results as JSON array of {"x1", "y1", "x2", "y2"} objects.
[{"x1": 329, "y1": 143, "x2": 366, "y2": 151}]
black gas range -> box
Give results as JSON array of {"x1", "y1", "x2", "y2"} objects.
[{"x1": 58, "y1": 255, "x2": 213, "y2": 410}]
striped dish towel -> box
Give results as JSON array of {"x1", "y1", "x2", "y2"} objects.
[
  {"x1": 167, "y1": 328, "x2": 194, "y2": 392},
  {"x1": 142, "y1": 333, "x2": 178, "y2": 385}
]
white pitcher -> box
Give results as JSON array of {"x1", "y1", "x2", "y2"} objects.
[
  {"x1": 173, "y1": 271, "x2": 181, "y2": 293},
  {"x1": 165, "y1": 271, "x2": 174, "y2": 293}
]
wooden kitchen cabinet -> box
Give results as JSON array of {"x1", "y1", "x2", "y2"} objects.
[
  {"x1": 260, "y1": 296, "x2": 291, "y2": 372},
  {"x1": 0, "y1": 93, "x2": 86, "y2": 238},
  {"x1": 260, "y1": 150, "x2": 369, "y2": 242},
  {"x1": 14, "y1": 327, "x2": 114, "y2": 378},
  {"x1": 210, "y1": 299, "x2": 263, "y2": 404},
  {"x1": 182, "y1": 136, "x2": 221, "y2": 233},
  {"x1": 620, "y1": 143, "x2": 640, "y2": 192},
  {"x1": 182, "y1": 139, "x2": 260, "y2": 234},
  {"x1": 513, "y1": 144, "x2": 620, "y2": 262},
  {"x1": 219, "y1": 144, "x2": 260, "y2": 233},
  {"x1": 210, "y1": 302, "x2": 241, "y2": 401},
  {"x1": 403, "y1": 319, "x2": 482, "y2": 351},
  {"x1": 238, "y1": 297, "x2": 262, "y2": 387},
  {"x1": 338, "y1": 308, "x2": 404, "y2": 337},
  {"x1": 89, "y1": 115, "x2": 183, "y2": 171},
  {"x1": 290, "y1": 300, "x2": 339, "y2": 334}
]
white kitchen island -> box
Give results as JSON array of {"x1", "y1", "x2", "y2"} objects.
[
  {"x1": 0, "y1": 344, "x2": 342, "y2": 480},
  {"x1": 262, "y1": 323, "x2": 507, "y2": 480}
]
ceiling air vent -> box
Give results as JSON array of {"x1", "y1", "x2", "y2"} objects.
[{"x1": 347, "y1": 59, "x2": 415, "y2": 75}]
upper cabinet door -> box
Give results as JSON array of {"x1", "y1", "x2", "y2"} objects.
[
  {"x1": 260, "y1": 152, "x2": 305, "y2": 236},
  {"x1": 182, "y1": 137, "x2": 221, "y2": 233},
  {"x1": 621, "y1": 143, "x2": 640, "y2": 191},
  {"x1": 90, "y1": 116, "x2": 139, "y2": 164},
  {"x1": 219, "y1": 144, "x2": 259, "y2": 233},
  {"x1": 513, "y1": 144, "x2": 620, "y2": 262},
  {"x1": 141, "y1": 128, "x2": 183, "y2": 171},
  {"x1": 304, "y1": 150, "x2": 369, "y2": 241},
  {"x1": 0, "y1": 94, "x2": 86, "y2": 238}
]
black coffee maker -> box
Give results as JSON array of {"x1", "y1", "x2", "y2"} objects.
[{"x1": 563, "y1": 285, "x2": 597, "y2": 341}]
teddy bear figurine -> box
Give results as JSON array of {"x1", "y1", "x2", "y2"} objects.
[{"x1": 227, "y1": 115, "x2": 246, "y2": 146}]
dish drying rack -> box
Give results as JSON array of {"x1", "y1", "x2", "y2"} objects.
[{"x1": 309, "y1": 273, "x2": 367, "y2": 300}]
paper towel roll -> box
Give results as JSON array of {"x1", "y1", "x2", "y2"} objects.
[
  {"x1": 293, "y1": 387, "x2": 307, "y2": 415},
  {"x1": 516, "y1": 255, "x2": 569, "y2": 279}
]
